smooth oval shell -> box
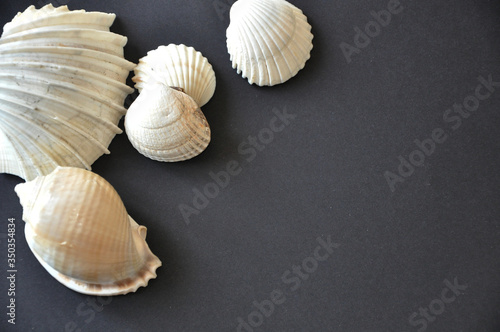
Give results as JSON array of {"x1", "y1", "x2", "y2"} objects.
[
  {"x1": 125, "y1": 83, "x2": 211, "y2": 162},
  {"x1": 133, "y1": 44, "x2": 216, "y2": 107},
  {"x1": 226, "y1": 0, "x2": 313, "y2": 86},
  {"x1": 14, "y1": 166, "x2": 162, "y2": 296},
  {"x1": 0, "y1": 5, "x2": 135, "y2": 181}
]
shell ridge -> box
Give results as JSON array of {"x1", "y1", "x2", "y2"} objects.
[
  {"x1": 0, "y1": 95, "x2": 112, "y2": 155},
  {"x1": 0, "y1": 46, "x2": 136, "y2": 71},
  {"x1": 246, "y1": 9, "x2": 277, "y2": 84},
  {"x1": 0, "y1": 106, "x2": 93, "y2": 170},
  {"x1": 0, "y1": 122, "x2": 31, "y2": 178},
  {"x1": 0, "y1": 61, "x2": 134, "y2": 97},
  {"x1": 234, "y1": 16, "x2": 261, "y2": 83},
  {"x1": 0, "y1": 117, "x2": 64, "y2": 174},
  {"x1": 0, "y1": 80, "x2": 127, "y2": 122},
  {"x1": 0, "y1": 38, "x2": 124, "y2": 58},
  {"x1": 248, "y1": 6, "x2": 291, "y2": 85},
  {"x1": 0, "y1": 28, "x2": 128, "y2": 51},
  {"x1": 0, "y1": 54, "x2": 130, "y2": 81},
  {"x1": 3, "y1": 12, "x2": 116, "y2": 36}
]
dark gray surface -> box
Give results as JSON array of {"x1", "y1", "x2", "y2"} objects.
[{"x1": 1, "y1": 0, "x2": 500, "y2": 331}]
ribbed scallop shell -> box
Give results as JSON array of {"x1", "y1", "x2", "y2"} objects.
[
  {"x1": 125, "y1": 82, "x2": 210, "y2": 162},
  {"x1": 132, "y1": 44, "x2": 216, "y2": 107},
  {"x1": 14, "y1": 167, "x2": 162, "y2": 296},
  {"x1": 0, "y1": 5, "x2": 135, "y2": 181},
  {"x1": 226, "y1": 0, "x2": 313, "y2": 86}
]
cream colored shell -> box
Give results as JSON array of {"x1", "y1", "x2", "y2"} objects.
[
  {"x1": 15, "y1": 166, "x2": 162, "y2": 296},
  {"x1": 125, "y1": 82, "x2": 210, "y2": 162},
  {"x1": 226, "y1": 0, "x2": 313, "y2": 86},
  {"x1": 133, "y1": 44, "x2": 216, "y2": 107},
  {"x1": 0, "y1": 5, "x2": 135, "y2": 181}
]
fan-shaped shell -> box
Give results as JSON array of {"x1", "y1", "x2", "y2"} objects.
[
  {"x1": 226, "y1": 0, "x2": 313, "y2": 86},
  {"x1": 0, "y1": 5, "x2": 135, "y2": 181},
  {"x1": 133, "y1": 44, "x2": 216, "y2": 107},
  {"x1": 125, "y1": 82, "x2": 211, "y2": 162},
  {"x1": 14, "y1": 166, "x2": 162, "y2": 296}
]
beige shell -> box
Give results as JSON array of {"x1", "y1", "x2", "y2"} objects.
[
  {"x1": 132, "y1": 44, "x2": 216, "y2": 107},
  {"x1": 14, "y1": 166, "x2": 162, "y2": 296},
  {"x1": 0, "y1": 5, "x2": 135, "y2": 181},
  {"x1": 226, "y1": 0, "x2": 313, "y2": 86},
  {"x1": 125, "y1": 82, "x2": 210, "y2": 162}
]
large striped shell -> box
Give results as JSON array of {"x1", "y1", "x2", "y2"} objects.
[
  {"x1": 15, "y1": 167, "x2": 162, "y2": 296},
  {"x1": 0, "y1": 5, "x2": 135, "y2": 181},
  {"x1": 226, "y1": 0, "x2": 313, "y2": 86}
]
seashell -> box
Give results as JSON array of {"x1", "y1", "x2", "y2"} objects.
[
  {"x1": 0, "y1": 4, "x2": 135, "y2": 181},
  {"x1": 14, "y1": 166, "x2": 162, "y2": 296},
  {"x1": 125, "y1": 82, "x2": 211, "y2": 162},
  {"x1": 132, "y1": 44, "x2": 216, "y2": 107},
  {"x1": 226, "y1": 0, "x2": 313, "y2": 86}
]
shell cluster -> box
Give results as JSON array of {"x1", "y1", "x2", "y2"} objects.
[
  {"x1": 3, "y1": 0, "x2": 315, "y2": 297},
  {"x1": 226, "y1": 0, "x2": 313, "y2": 86},
  {"x1": 125, "y1": 44, "x2": 214, "y2": 162},
  {"x1": 0, "y1": 4, "x2": 135, "y2": 181},
  {"x1": 15, "y1": 167, "x2": 162, "y2": 296}
]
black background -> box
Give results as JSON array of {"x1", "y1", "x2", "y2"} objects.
[{"x1": 1, "y1": 0, "x2": 500, "y2": 331}]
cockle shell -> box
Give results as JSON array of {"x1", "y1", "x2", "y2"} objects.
[
  {"x1": 0, "y1": 5, "x2": 135, "y2": 181},
  {"x1": 14, "y1": 167, "x2": 162, "y2": 296},
  {"x1": 133, "y1": 44, "x2": 216, "y2": 107},
  {"x1": 125, "y1": 82, "x2": 211, "y2": 162},
  {"x1": 226, "y1": 0, "x2": 313, "y2": 86}
]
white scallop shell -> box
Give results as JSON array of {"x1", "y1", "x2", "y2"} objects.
[
  {"x1": 125, "y1": 82, "x2": 211, "y2": 162},
  {"x1": 226, "y1": 0, "x2": 313, "y2": 86},
  {"x1": 133, "y1": 44, "x2": 216, "y2": 107},
  {"x1": 0, "y1": 5, "x2": 135, "y2": 181},
  {"x1": 15, "y1": 166, "x2": 162, "y2": 296}
]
